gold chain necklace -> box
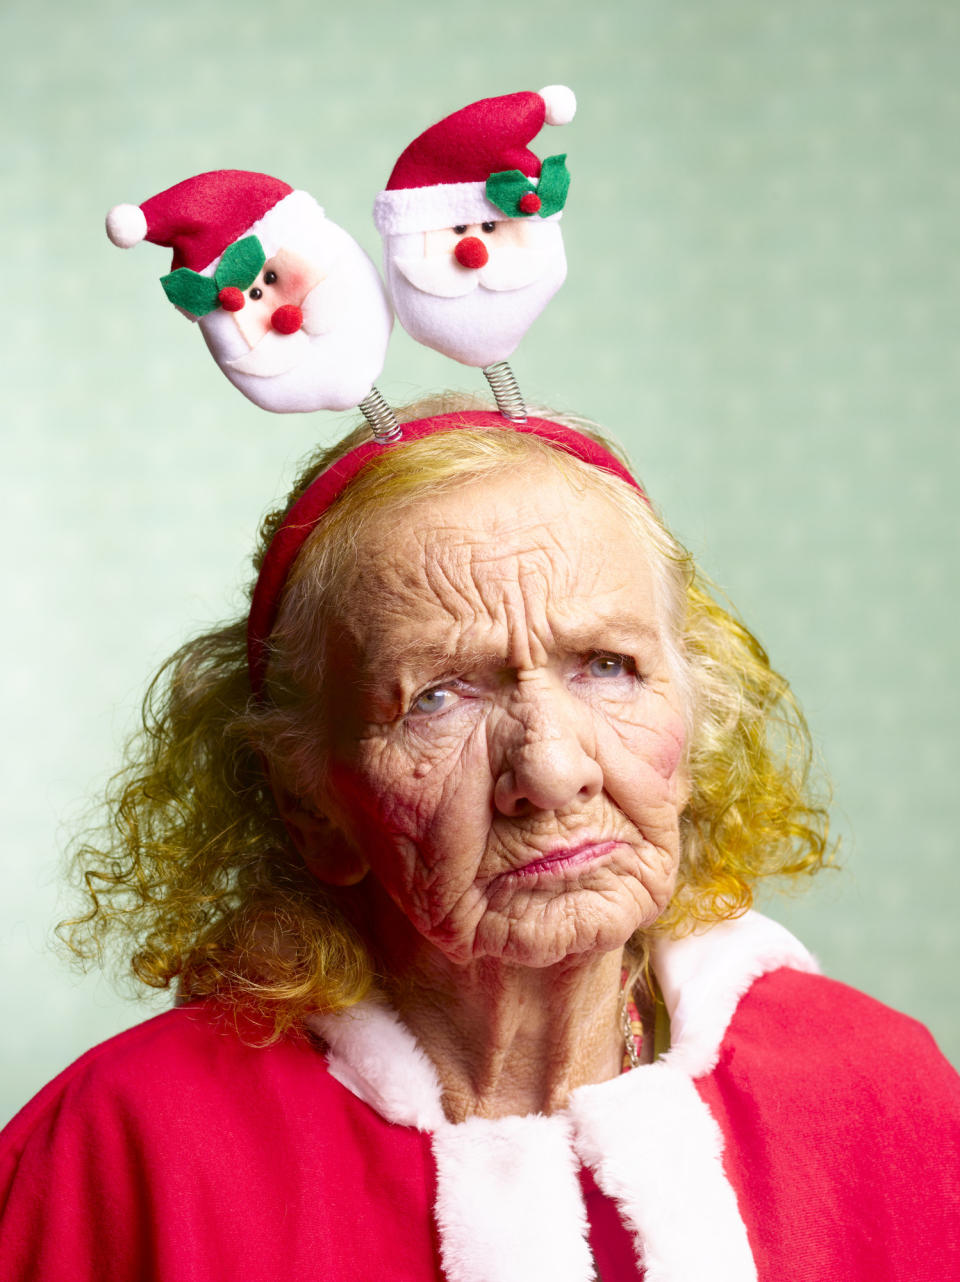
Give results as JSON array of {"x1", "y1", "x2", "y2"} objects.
[{"x1": 620, "y1": 984, "x2": 642, "y2": 1070}]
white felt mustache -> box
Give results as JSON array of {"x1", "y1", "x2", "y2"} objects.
[
  {"x1": 224, "y1": 277, "x2": 340, "y2": 378},
  {"x1": 392, "y1": 247, "x2": 556, "y2": 298},
  {"x1": 225, "y1": 329, "x2": 309, "y2": 377}
]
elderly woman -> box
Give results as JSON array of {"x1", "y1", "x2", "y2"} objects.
[{"x1": 1, "y1": 397, "x2": 958, "y2": 1282}]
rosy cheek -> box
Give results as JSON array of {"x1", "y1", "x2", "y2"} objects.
[
  {"x1": 275, "y1": 270, "x2": 309, "y2": 304},
  {"x1": 326, "y1": 752, "x2": 427, "y2": 841},
  {"x1": 652, "y1": 714, "x2": 686, "y2": 780}
]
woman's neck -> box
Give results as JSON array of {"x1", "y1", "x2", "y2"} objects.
[{"x1": 384, "y1": 945, "x2": 627, "y2": 1123}]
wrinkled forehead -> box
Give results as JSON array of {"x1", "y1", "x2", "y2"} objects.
[{"x1": 333, "y1": 462, "x2": 658, "y2": 648}]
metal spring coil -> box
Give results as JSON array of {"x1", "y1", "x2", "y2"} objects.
[
  {"x1": 483, "y1": 361, "x2": 527, "y2": 423},
  {"x1": 359, "y1": 386, "x2": 401, "y2": 443}
]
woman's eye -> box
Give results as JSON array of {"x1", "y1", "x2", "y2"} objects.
[
  {"x1": 411, "y1": 686, "x2": 457, "y2": 716},
  {"x1": 586, "y1": 653, "x2": 634, "y2": 679}
]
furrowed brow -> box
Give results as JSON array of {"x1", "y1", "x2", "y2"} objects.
[
  {"x1": 556, "y1": 614, "x2": 661, "y2": 651},
  {"x1": 384, "y1": 613, "x2": 660, "y2": 678},
  {"x1": 389, "y1": 640, "x2": 504, "y2": 679}
]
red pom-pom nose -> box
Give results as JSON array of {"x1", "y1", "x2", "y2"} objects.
[
  {"x1": 271, "y1": 304, "x2": 303, "y2": 334},
  {"x1": 218, "y1": 286, "x2": 245, "y2": 311},
  {"x1": 518, "y1": 192, "x2": 541, "y2": 215},
  {"x1": 454, "y1": 237, "x2": 489, "y2": 269}
]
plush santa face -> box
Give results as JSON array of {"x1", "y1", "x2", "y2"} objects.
[
  {"x1": 383, "y1": 214, "x2": 566, "y2": 368},
  {"x1": 373, "y1": 87, "x2": 576, "y2": 371},
  {"x1": 107, "y1": 174, "x2": 393, "y2": 416},
  {"x1": 197, "y1": 195, "x2": 392, "y2": 413}
]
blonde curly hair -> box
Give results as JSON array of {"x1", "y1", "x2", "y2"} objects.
[{"x1": 60, "y1": 394, "x2": 831, "y2": 1036}]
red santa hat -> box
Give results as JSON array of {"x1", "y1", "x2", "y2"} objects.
[
  {"x1": 105, "y1": 170, "x2": 296, "y2": 273},
  {"x1": 373, "y1": 86, "x2": 576, "y2": 236}
]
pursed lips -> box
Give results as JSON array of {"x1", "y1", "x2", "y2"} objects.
[{"x1": 499, "y1": 839, "x2": 621, "y2": 881}]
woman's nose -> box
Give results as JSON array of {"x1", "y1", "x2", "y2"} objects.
[{"x1": 493, "y1": 698, "x2": 603, "y2": 817}]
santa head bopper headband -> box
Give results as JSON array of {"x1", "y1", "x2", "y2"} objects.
[
  {"x1": 247, "y1": 409, "x2": 646, "y2": 697},
  {"x1": 374, "y1": 87, "x2": 575, "y2": 387},
  {"x1": 105, "y1": 89, "x2": 577, "y2": 429},
  {"x1": 106, "y1": 170, "x2": 394, "y2": 421}
]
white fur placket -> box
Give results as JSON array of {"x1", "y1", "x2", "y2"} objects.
[
  {"x1": 569, "y1": 1065, "x2": 754, "y2": 1281},
  {"x1": 307, "y1": 911, "x2": 818, "y2": 1282},
  {"x1": 432, "y1": 1111, "x2": 593, "y2": 1282}
]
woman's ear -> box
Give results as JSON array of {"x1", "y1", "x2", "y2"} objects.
[{"x1": 270, "y1": 778, "x2": 370, "y2": 887}]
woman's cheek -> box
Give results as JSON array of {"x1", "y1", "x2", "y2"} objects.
[
  {"x1": 406, "y1": 726, "x2": 471, "y2": 778},
  {"x1": 604, "y1": 695, "x2": 686, "y2": 784},
  {"x1": 347, "y1": 713, "x2": 485, "y2": 836},
  {"x1": 653, "y1": 708, "x2": 686, "y2": 781},
  {"x1": 403, "y1": 702, "x2": 487, "y2": 777}
]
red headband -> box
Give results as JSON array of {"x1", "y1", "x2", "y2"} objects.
[{"x1": 247, "y1": 410, "x2": 646, "y2": 696}]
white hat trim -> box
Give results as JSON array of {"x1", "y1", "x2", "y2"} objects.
[
  {"x1": 195, "y1": 189, "x2": 325, "y2": 277},
  {"x1": 374, "y1": 179, "x2": 548, "y2": 236}
]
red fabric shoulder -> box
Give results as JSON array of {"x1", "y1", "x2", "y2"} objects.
[
  {"x1": 2, "y1": 1005, "x2": 239, "y2": 1147},
  {"x1": 0, "y1": 1003, "x2": 440, "y2": 1282},
  {"x1": 697, "y1": 967, "x2": 960, "y2": 1282}
]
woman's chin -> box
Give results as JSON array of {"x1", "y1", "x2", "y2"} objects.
[{"x1": 463, "y1": 887, "x2": 667, "y2": 968}]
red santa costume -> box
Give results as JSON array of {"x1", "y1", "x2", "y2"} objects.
[{"x1": 1, "y1": 910, "x2": 958, "y2": 1280}]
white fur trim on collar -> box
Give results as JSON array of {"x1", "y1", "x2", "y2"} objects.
[
  {"x1": 307, "y1": 912, "x2": 818, "y2": 1282},
  {"x1": 307, "y1": 1000, "x2": 446, "y2": 1130},
  {"x1": 652, "y1": 910, "x2": 818, "y2": 1077}
]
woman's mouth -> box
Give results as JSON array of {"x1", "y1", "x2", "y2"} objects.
[{"x1": 504, "y1": 840, "x2": 620, "y2": 880}]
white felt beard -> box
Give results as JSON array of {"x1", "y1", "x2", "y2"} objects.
[
  {"x1": 383, "y1": 219, "x2": 566, "y2": 368},
  {"x1": 197, "y1": 193, "x2": 393, "y2": 413}
]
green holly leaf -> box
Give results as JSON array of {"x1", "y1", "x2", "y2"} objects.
[
  {"x1": 485, "y1": 169, "x2": 536, "y2": 218},
  {"x1": 160, "y1": 268, "x2": 221, "y2": 317},
  {"x1": 159, "y1": 235, "x2": 266, "y2": 317},
  {"x1": 215, "y1": 236, "x2": 266, "y2": 291},
  {"x1": 485, "y1": 156, "x2": 571, "y2": 219},
  {"x1": 536, "y1": 154, "x2": 570, "y2": 217}
]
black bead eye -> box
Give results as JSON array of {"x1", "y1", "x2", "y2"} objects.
[
  {"x1": 453, "y1": 224, "x2": 468, "y2": 235},
  {"x1": 249, "y1": 287, "x2": 263, "y2": 300},
  {"x1": 264, "y1": 270, "x2": 277, "y2": 285},
  {"x1": 481, "y1": 221, "x2": 496, "y2": 233}
]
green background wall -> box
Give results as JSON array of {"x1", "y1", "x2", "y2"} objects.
[{"x1": 3, "y1": 0, "x2": 957, "y2": 1122}]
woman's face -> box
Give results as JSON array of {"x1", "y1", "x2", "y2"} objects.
[{"x1": 311, "y1": 461, "x2": 688, "y2": 968}]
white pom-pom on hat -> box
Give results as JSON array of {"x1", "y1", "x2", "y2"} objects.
[
  {"x1": 105, "y1": 203, "x2": 148, "y2": 249},
  {"x1": 539, "y1": 85, "x2": 576, "y2": 127}
]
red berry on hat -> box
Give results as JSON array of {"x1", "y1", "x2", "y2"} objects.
[
  {"x1": 518, "y1": 192, "x2": 541, "y2": 215},
  {"x1": 271, "y1": 304, "x2": 303, "y2": 334},
  {"x1": 218, "y1": 286, "x2": 245, "y2": 311},
  {"x1": 454, "y1": 237, "x2": 489, "y2": 269}
]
